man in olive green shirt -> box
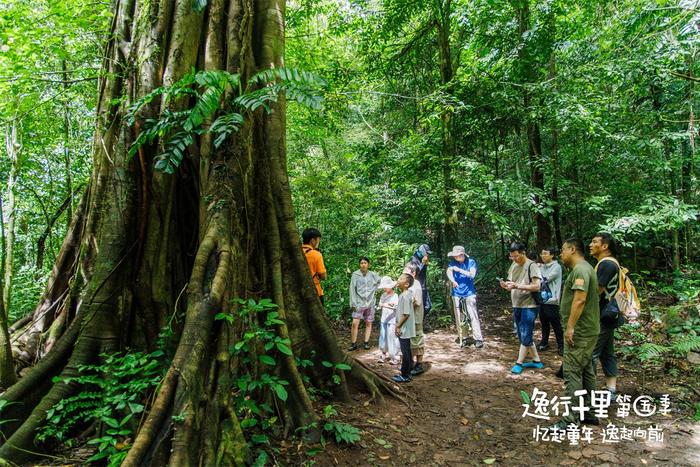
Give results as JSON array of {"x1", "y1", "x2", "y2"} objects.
[{"x1": 553, "y1": 238, "x2": 600, "y2": 428}]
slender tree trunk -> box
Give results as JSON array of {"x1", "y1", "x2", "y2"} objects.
[
  {"x1": 514, "y1": 0, "x2": 552, "y2": 252},
  {"x1": 0, "y1": 196, "x2": 15, "y2": 389},
  {"x1": 547, "y1": 9, "x2": 562, "y2": 249},
  {"x1": 651, "y1": 82, "x2": 680, "y2": 270},
  {"x1": 494, "y1": 129, "x2": 507, "y2": 275},
  {"x1": 435, "y1": 0, "x2": 456, "y2": 248},
  {"x1": 36, "y1": 194, "x2": 73, "y2": 270},
  {"x1": 62, "y1": 58, "x2": 73, "y2": 230},
  {"x1": 3, "y1": 121, "x2": 20, "y2": 314},
  {"x1": 683, "y1": 54, "x2": 696, "y2": 264},
  {"x1": 0, "y1": 1, "x2": 396, "y2": 464}
]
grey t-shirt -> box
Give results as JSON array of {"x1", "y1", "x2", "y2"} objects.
[
  {"x1": 507, "y1": 259, "x2": 541, "y2": 308},
  {"x1": 540, "y1": 260, "x2": 563, "y2": 305},
  {"x1": 397, "y1": 290, "x2": 416, "y2": 339}
]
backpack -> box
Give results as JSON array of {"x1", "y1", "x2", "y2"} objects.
[
  {"x1": 527, "y1": 262, "x2": 544, "y2": 305},
  {"x1": 539, "y1": 276, "x2": 553, "y2": 303},
  {"x1": 596, "y1": 257, "x2": 641, "y2": 322}
]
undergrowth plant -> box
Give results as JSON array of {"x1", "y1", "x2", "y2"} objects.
[
  {"x1": 37, "y1": 350, "x2": 165, "y2": 466},
  {"x1": 216, "y1": 298, "x2": 293, "y2": 465},
  {"x1": 216, "y1": 298, "x2": 361, "y2": 465}
]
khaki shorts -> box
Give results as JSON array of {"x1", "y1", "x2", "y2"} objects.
[{"x1": 410, "y1": 322, "x2": 425, "y2": 355}]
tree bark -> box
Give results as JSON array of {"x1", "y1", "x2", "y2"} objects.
[
  {"x1": 514, "y1": 0, "x2": 552, "y2": 252},
  {"x1": 62, "y1": 58, "x2": 74, "y2": 231},
  {"x1": 547, "y1": 5, "x2": 562, "y2": 249},
  {"x1": 435, "y1": 0, "x2": 457, "y2": 249},
  {"x1": 2, "y1": 120, "x2": 19, "y2": 316},
  {"x1": 0, "y1": 1, "x2": 396, "y2": 464},
  {"x1": 0, "y1": 196, "x2": 15, "y2": 389}
]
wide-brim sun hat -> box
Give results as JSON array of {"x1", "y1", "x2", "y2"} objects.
[
  {"x1": 379, "y1": 276, "x2": 397, "y2": 289},
  {"x1": 447, "y1": 245, "x2": 466, "y2": 257}
]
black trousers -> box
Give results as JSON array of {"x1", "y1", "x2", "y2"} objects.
[
  {"x1": 399, "y1": 338, "x2": 413, "y2": 377},
  {"x1": 539, "y1": 304, "x2": 564, "y2": 351}
]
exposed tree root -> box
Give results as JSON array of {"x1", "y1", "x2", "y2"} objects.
[
  {"x1": 348, "y1": 357, "x2": 406, "y2": 405},
  {"x1": 0, "y1": 313, "x2": 97, "y2": 463}
]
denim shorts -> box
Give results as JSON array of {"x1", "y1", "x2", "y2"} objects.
[{"x1": 513, "y1": 307, "x2": 538, "y2": 346}]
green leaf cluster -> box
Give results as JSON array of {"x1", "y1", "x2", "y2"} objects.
[
  {"x1": 36, "y1": 350, "x2": 165, "y2": 465},
  {"x1": 126, "y1": 67, "x2": 327, "y2": 174}
]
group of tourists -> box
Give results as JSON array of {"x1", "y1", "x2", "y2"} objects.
[
  {"x1": 500, "y1": 233, "x2": 634, "y2": 429},
  {"x1": 301, "y1": 228, "x2": 481, "y2": 383},
  {"x1": 301, "y1": 227, "x2": 631, "y2": 408},
  {"x1": 345, "y1": 246, "x2": 433, "y2": 382}
]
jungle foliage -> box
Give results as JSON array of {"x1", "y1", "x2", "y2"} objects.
[{"x1": 0, "y1": 0, "x2": 699, "y2": 463}]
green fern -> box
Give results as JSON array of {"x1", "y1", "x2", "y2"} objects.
[
  {"x1": 637, "y1": 342, "x2": 670, "y2": 361},
  {"x1": 670, "y1": 333, "x2": 700, "y2": 356},
  {"x1": 155, "y1": 131, "x2": 193, "y2": 174},
  {"x1": 210, "y1": 113, "x2": 244, "y2": 148},
  {"x1": 127, "y1": 67, "x2": 326, "y2": 173}
]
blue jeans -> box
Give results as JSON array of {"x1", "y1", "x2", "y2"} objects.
[{"x1": 513, "y1": 307, "x2": 538, "y2": 346}]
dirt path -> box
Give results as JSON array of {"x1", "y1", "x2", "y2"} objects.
[{"x1": 313, "y1": 294, "x2": 699, "y2": 466}]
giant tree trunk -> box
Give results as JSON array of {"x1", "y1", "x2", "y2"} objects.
[{"x1": 0, "y1": 1, "x2": 395, "y2": 464}]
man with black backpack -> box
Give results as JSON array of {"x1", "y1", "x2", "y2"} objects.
[
  {"x1": 500, "y1": 242, "x2": 544, "y2": 374},
  {"x1": 589, "y1": 232, "x2": 622, "y2": 400}
]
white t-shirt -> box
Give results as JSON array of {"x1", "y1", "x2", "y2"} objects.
[
  {"x1": 409, "y1": 280, "x2": 423, "y2": 324},
  {"x1": 397, "y1": 290, "x2": 416, "y2": 339},
  {"x1": 378, "y1": 292, "x2": 399, "y2": 323}
]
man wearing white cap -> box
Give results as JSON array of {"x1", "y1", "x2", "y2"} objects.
[{"x1": 447, "y1": 245, "x2": 483, "y2": 348}]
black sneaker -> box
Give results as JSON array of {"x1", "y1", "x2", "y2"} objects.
[
  {"x1": 475, "y1": 340, "x2": 484, "y2": 349},
  {"x1": 410, "y1": 364, "x2": 425, "y2": 376},
  {"x1": 348, "y1": 343, "x2": 358, "y2": 351},
  {"x1": 363, "y1": 342, "x2": 370, "y2": 350},
  {"x1": 555, "y1": 364, "x2": 564, "y2": 379},
  {"x1": 536, "y1": 343, "x2": 550, "y2": 351}
]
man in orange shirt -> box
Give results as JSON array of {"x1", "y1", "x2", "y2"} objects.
[{"x1": 302, "y1": 228, "x2": 327, "y2": 305}]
